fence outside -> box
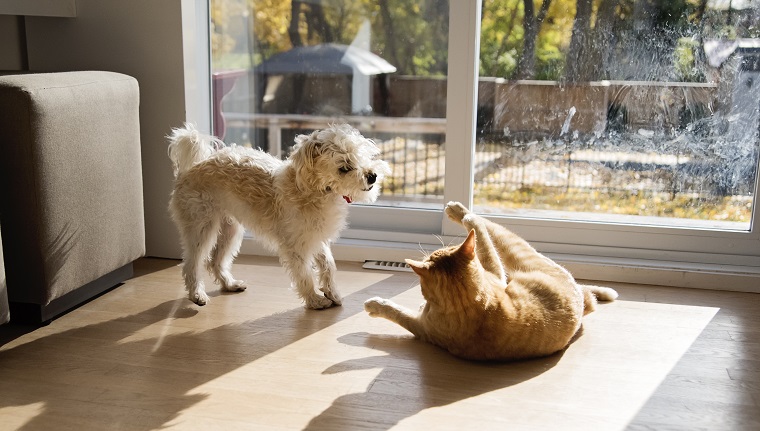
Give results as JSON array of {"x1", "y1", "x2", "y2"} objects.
[{"x1": 225, "y1": 109, "x2": 749, "y2": 207}]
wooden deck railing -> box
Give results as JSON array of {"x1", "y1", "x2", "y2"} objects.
[{"x1": 223, "y1": 113, "x2": 446, "y2": 158}]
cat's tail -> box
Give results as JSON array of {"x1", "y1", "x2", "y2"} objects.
[{"x1": 580, "y1": 284, "x2": 619, "y2": 315}]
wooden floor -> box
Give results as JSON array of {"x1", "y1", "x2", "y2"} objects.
[{"x1": 1, "y1": 256, "x2": 759, "y2": 431}]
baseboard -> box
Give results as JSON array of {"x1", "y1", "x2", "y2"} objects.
[
  {"x1": 9, "y1": 263, "x2": 134, "y2": 325},
  {"x1": 554, "y1": 255, "x2": 760, "y2": 293},
  {"x1": 239, "y1": 236, "x2": 760, "y2": 293}
]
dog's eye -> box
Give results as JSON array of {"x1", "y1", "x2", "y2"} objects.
[{"x1": 339, "y1": 166, "x2": 353, "y2": 174}]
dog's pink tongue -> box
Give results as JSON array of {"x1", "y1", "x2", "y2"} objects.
[{"x1": 343, "y1": 195, "x2": 352, "y2": 204}]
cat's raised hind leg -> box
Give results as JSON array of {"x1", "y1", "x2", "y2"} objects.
[
  {"x1": 445, "y1": 202, "x2": 506, "y2": 284},
  {"x1": 444, "y1": 201, "x2": 469, "y2": 225},
  {"x1": 365, "y1": 297, "x2": 425, "y2": 338}
]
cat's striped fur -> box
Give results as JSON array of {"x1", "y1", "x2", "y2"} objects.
[{"x1": 365, "y1": 201, "x2": 617, "y2": 361}]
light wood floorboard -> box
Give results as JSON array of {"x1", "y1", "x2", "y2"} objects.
[{"x1": 1, "y1": 256, "x2": 758, "y2": 430}]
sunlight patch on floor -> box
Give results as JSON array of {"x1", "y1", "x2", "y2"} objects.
[
  {"x1": 165, "y1": 286, "x2": 718, "y2": 431},
  {"x1": 0, "y1": 402, "x2": 46, "y2": 430},
  {"x1": 398, "y1": 300, "x2": 719, "y2": 430}
]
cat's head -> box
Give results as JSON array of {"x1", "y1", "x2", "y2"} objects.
[{"x1": 405, "y1": 230, "x2": 477, "y2": 301}]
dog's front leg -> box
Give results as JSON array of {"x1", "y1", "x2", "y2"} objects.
[
  {"x1": 315, "y1": 243, "x2": 342, "y2": 306},
  {"x1": 281, "y1": 252, "x2": 335, "y2": 310}
]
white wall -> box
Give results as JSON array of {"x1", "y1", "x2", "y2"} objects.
[{"x1": 23, "y1": 0, "x2": 211, "y2": 258}]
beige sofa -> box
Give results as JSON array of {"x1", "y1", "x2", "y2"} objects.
[{"x1": 0, "y1": 71, "x2": 145, "y2": 324}]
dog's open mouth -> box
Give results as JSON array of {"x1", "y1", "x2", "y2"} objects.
[
  {"x1": 343, "y1": 186, "x2": 374, "y2": 204},
  {"x1": 343, "y1": 195, "x2": 353, "y2": 204}
]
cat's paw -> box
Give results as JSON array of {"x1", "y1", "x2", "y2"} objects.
[
  {"x1": 364, "y1": 297, "x2": 389, "y2": 317},
  {"x1": 445, "y1": 201, "x2": 469, "y2": 223}
]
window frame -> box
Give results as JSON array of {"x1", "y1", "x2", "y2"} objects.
[{"x1": 207, "y1": 1, "x2": 760, "y2": 290}]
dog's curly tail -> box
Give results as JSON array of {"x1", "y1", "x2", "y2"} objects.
[{"x1": 167, "y1": 123, "x2": 223, "y2": 177}]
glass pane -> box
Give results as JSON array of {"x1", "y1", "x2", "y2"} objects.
[
  {"x1": 476, "y1": 0, "x2": 760, "y2": 231},
  {"x1": 210, "y1": 0, "x2": 450, "y2": 210}
]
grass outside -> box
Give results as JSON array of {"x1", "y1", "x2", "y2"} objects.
[{"x1": 473, "y1": 184, "x2": 753, "y2": 223}]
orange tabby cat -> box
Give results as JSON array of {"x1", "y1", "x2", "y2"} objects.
[{"x1": 364, "y1": 201, "x2": 618, "y2": 361}]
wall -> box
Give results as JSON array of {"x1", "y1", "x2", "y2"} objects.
[
  {"x1": 0, "y1": 16, "x2": 25, "y2": 70},
  {"x1": 19, "y1": 0, "x2": 211, "y2": 258}
]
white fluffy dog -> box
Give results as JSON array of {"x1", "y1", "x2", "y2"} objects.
[{"x1": 167, "y1": 123, "x2": 390, "y2": 309}]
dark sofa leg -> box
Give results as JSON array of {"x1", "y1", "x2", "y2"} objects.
[{"x1": 9, "y1": 263, "x2": 134, "y2": 325}]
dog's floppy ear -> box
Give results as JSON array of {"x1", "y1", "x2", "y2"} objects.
[
  {"x1": 290, "y1": 131, "x2": 325, "y2": 191},
  {"x1": 291, "y1": 131, "x2": 323, "y2": 169}
]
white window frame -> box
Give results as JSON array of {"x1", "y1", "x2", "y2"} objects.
[{"x1": 224, "y1": 1, "x2": 760, "y2": 291}]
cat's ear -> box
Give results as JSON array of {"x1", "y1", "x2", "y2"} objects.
[
  {"x1": 405, "y1": 259, "x2": 429, "y2": 276},
  {"x1": 458, "y1": 229, "x2": 477, "y2": 261}
]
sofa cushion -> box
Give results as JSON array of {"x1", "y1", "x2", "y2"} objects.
[{"x1": 0, "y1": 71, "x2": 145, "y2": 311}]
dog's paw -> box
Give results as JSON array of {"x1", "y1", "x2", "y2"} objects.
[
  {"x1": 364, "y1": 297, "x2": 389, "y2": 317},
  {"x1": 444, "y1": 201, "x2": 469, "y2": 223},
  {"x1": 222, "y1": 280, "x2": 247, "y2": 292},
  {"x1": 323, "y1": 291, "x2": 343, "y2": 306},
  {"x1": 304, "y1": 293, "x2": 336, "y2": 310},
  {"x1": 189, "y1": 290, "x2": 209, "y2": 306},
  {"x1": 320, "y1": 287, "x2": 343, "y2": 306}
]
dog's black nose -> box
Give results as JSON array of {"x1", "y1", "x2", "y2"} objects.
[{"x1": 367, "y1": 172, "x2": 377, "y2": 185}]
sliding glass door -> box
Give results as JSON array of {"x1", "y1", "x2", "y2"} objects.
[
  {"x1": 208, "y1": 0, "x2": 760, "y2": 274},
  {"x1": 475, "y1": 0, "x2": 759, "y2": 233}
]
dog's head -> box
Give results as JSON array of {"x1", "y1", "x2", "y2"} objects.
[{"x1": 290, "y1": 124, "x2": 391, "y2": 204}]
